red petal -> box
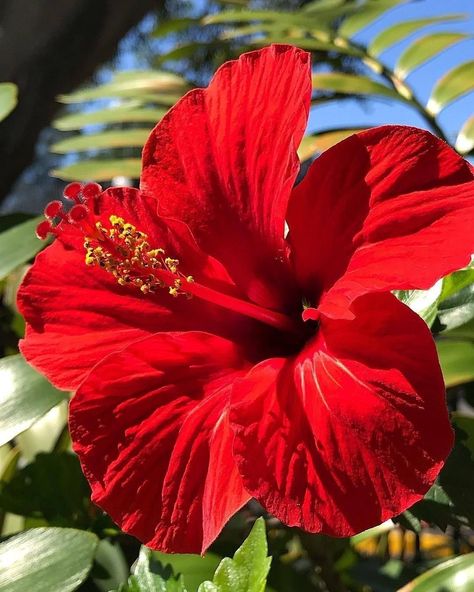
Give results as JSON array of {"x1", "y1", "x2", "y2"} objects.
[
  {"x1": 69, "y1": 332, "x2": 251, "y2": 553},
  {"x1": 231, "y1": 293, "x2": 453, "y2": 536},
  {"x1": 18, "y1": 187, "x2": 240, "y2": 391},
  {"x1": 141, "y1": 45, "x2": 311, "y2": 310},
  {"x1": 287, "y1": 125, "x2": 474, "y2": 319}
]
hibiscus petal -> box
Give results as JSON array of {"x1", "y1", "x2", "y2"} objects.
[
  {"x1": 231, "y1": 293, "x2": 453, "y2": 536},
  {"x1": 287, "y1": 125, "x2": 474, "y2": 319},
  {"x1": 69, "y1": 331, "x2": 251, "y2": 553},
  {"x1": 18, "y1": 187, "x2": 239, "y2": 391},
  {"x1": 141, "y1": 45, "x2": 311, "y2": 310}
]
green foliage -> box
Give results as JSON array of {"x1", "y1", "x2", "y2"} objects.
[
  {"x1": 0, "y1": 216, "x2": 44, "y2": 280},
  {"x1": 397, "y1": 553, "x2": 474, "y2": 592},
  {"x1": 0, "y1": 355, "x2": 66, "y2": 446},
  {"x1": 0, "y1": 82, "x2": 17, "y2": 122},
  {"x1": 0, "y1": 527, "x2": 98, "y2": 592},
  {"x1": 113, "y1": 520, "x2": 270, "y2": 592},
  {"x1": 0, "y1": 452, "x2": 91, "y2": 527}
]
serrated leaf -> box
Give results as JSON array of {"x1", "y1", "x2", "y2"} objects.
[
  {"x1": 58, "y1": 72, "x2": 187, "y2": 103},
  {"x1": 436, "y1": 339, "x2": 474, "y2": 387},
  {"x1": 0, "y1": 527, "x2": 98, "y2": 592},
  {"x1": 51, "y1": 158, "x2": 142, "y2": 182},
  {"x1": 0, "y1": 216, "x2": 44, "y2": 279},
  {"x1": 427, "y1": 60, "x2": 474, "y2": 115},
  {"x1": 397, "y1": 553, "x2": 474, "y2": 592},
  {"x1": 339, "y1": 0, "x2": 405, "y2": 38},
  {"x1": 368, "y1": 15, "x2": 465, "y2": 57},
  {"x1": 456, "y1": 115, "x2": 474, "y2": 154},
  {"x1": 395, "y1": 32, "x2": 468, "y2": 80},
  {"x1": 0, "y1": 355, "x2": 67, "y2": 446},
  {"x1": 298, "y1": 127, "x2": 365, "y2": 160},
  {"x1": 51, "y1": 129, "x2": 150, "y2": 154},
  {"x1": 312, "y1": 72, "x2": 400, "y2": 100},
  {"x1": 197, "y1": 518, "x2": 271, "y2": 592},
  {"x1": 115, "y1": 547, "x2": 187, "y2": 592},
  {"x1": 53, "y1": 107, "x2": 165, "y2": 131},
  {"x1": 153, "y1": 552, "x2": 220, "y2": 592},
  {"x1": 0, "y1": 82, "x2": 18, "y2": 122}
]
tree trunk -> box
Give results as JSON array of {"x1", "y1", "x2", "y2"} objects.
[{"x1": 0, "y1": 0, "x2": 155, "y2": 203}]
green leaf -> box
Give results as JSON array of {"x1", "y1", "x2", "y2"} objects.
[
  {"x1": 0, "y1": 527, "x2": 98, "y2": 592},
  {"x1": 51, "y1": 158, "x2": 142, "y2": 182},
  {"x1": 338, "y1": 0, "x2": 405, "y2": 38},
  {"x1": 298, "y1": 127, "x2": 365, "y2": 160},
  {"x1": 197, "y1": 518, "x2": 271, "y2": 592},
  {"x1": 51, "y1": 129, "x2": 151, "y2": 154},
  {"x1": 397, "y1": 553, "x2": 474, "y2": 592},
  {"x1": 368, "y1": 15, "x2": 465, "y2": 57},
  {"x1": 53, "y1": 107, "x2": 166, "y2": 131},
  {"x1": 395, "y1": 32, "x2": 468, "y2": 80},
  {"x1": 456, "y1": 115, "x2": 474, "y2": 154},
  {"x1": 115, "y1": 547, "x2": 187, "y2": 592},
  {"x1": 440, "y1": 264, "x2": 474, "y2": 301},
  {"x1": 436, "y1": 339, "x2": 474, "y2": 387},
  {"x1": 0, "y1": 452, "x2": 91, "y2": 527},
  {"x1": 203, "y1": 10, "x2": 302, "y2": 26},
  {"x1": 0, "y1": 216, "x2": 44, "y2": 279},
  {"x1": 152, "y1": 17, "x2": 197, "y2": 38},
  {"x1": 58, "y1": 72, "x2": 187, "y2": 103},
  {"x1": 153, "y1": 552, "x2": 220, "y2": 592},
  {"x1": 438, "y1": 284, "x2": 474, "y2": 331},
  {"x1": 312, "y1": 72, "x2": 400, "y2": 100},
  {"x1": 0, "y1": 82, "x2": 18, "y2": 122},
  {"x1": 427, "y1": 60, "x2": 474, "y2": 115},
  {"x1": 394, "y1": 281, "x2": 443, "y2": 327},
  {"x1": 0, "y1": 355, "x2": 66, "y2": 446}
]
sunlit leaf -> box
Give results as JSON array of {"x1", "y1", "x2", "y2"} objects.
[
  {"x1": 51, "y1": 129, "x2": 150, "y2": 154},
  {"x1": 312, "y1": 72, "x2": 400, "y2": 100},
  {"x1": 58, "y1": 71, "x2": 187, "y2": 103},
  {"x1": 197, "y1": 518, "x2": 271, "y2": 592},
  {"x1": 395, "y1": 32, "x2": 469, "y2": 80},
  {"x1": 368, "y1": 15, "x2": 465, "y2": 57},
  {"x1": 427, "y1": 60, "x2": 474, "y2": 115},
  {"x1": 438, "y1": 284, "x2": 474, "y2": 331},
  {"x1": 53, "y1": 107, "x2": 165, "y2": 131},
  {"x1": 51, "y1": 158, "x2": 142, "y2": 182},
  {"x1": 436, "y1": 339, "x2": 474, "y2": 387},
  {"x1": 0, "y1": 216, "x2": 43, "y2": 279},
  {"x1": 114, "y1": 547, "x2": 186, "y2": 592},
  {"x1": 0, "y1": 355, "x2": 67, "y2": 447},
  {"x1": 456, "y1": 115, "x2": 474, "y2": 154},
  {"x1": 338, "y1": 0, "x2": 405, "y2": 38},
  {"x1": 298, "y1": 128, "x2": 365, "y2": 160},
  {"x1": 397, "y1": 553, "x2": 474, "y2": 592},
  {"x1": 0, "y1": 527, "x2": 98, "y2": 592},
  {"x1": 394, "y1": 281, "x2": 443, "y2": 327},
  {"x1": 248, "y1": 35, "x2": 361, "y2": 56},
  {"x1": 0, "y1": 82, "x2": 18, "y2": 122},
  {"x1": 152, "y1": 552, "x2": 220, "y2": 592},
  {"x1": 152, "y1": 17, "x2": 197, "y2": 38}
]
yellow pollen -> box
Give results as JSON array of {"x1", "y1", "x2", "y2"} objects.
[{"x1": 83, "y1": 215, "x2": 194, "y2": 298}]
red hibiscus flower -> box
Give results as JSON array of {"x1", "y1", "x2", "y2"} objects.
[{"x1": 18, "y1": 45, "x2": 474, "y2": 554}]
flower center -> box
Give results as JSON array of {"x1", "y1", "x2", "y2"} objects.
[{"x1": 37, "y1": 183, "x2": 298, "y2": 335}]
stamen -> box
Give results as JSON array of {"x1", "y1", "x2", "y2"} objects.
[
  {"x1": 36, "y1": 220, "x2": 54, "y2": 240},
  {"x1": 83, "y1": 215, "x2": 193, "y2": 298},
  {"x1": 84, "y1": 215, "x2": 297, "y2": 333},
  {"x1": 63, "y1": 182, "x2": 83, "y2": 202},
  {"x1": 44, "y1": 200, "x2": 64, "y2": 219}
]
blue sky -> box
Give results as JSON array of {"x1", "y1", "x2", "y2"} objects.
[{"x1": 308, "y1": 0, "x2": 473, "y2": 145}]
